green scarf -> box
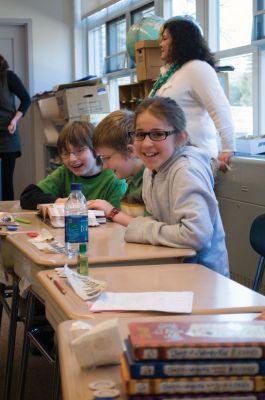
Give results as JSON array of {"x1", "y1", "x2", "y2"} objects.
[{"x1": 149, "y1": 63, "x2": 180, "y2": 97}]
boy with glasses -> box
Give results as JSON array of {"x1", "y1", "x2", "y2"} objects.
[
  {"x1": 89, "y1": 109, "x2": 145, "y2": 218},
  {"x1": 20, "y1": 121, "x2": 127, "y2": 209}
]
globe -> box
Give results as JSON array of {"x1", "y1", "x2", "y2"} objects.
[{"x1": 126, "y1": 15, "x2": 165, "y2": 62}]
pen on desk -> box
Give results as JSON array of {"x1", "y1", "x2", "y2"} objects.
[
  {"x1": 14, "y1": 217, "x2": 31, "y2": 224},
  {"x1": 53, "y1": 279, "x2": 66, "y2": 295}
]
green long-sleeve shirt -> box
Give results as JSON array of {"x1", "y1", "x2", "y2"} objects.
[{"x1": 37, "y1": 165, "x2": 127, "y2": 208}]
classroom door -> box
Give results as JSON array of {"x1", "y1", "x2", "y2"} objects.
[{"x1": 0, "y1": 23, "x2": 34, "y2": 199}]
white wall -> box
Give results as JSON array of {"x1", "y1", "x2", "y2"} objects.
[{"x1": 1, "y1": 0, "x2": 77, "y2": 93}]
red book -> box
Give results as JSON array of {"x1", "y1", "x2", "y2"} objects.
[{"x1": 128, "y1": 321, "x2": 265, "y2": 361}]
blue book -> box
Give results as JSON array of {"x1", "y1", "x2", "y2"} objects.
[{"x1": 124, "y1": 340, "x2": 265, "y2": 379}]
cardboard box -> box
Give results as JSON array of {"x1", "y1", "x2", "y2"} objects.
[
  {"x1": 135, "y1": 40, "x2": 163, "y2": 82},
  {"x1": 55, "y1": 84, "x2": 110, "y2": 120},
  {"x1": 236, "y1": 135, "x2": 265, "y2": 155}
]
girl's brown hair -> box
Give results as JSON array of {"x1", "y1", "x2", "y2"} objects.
[
  {"x1": 0, "y1": 54, "x2": 9, "y2": 72},
  {"x1": 134, "y1": 97, "x2": 186, "y2": 133}
]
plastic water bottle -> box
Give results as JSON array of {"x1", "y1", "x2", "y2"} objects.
[{"x1": 64, "y1": 183, "x2": 88, "y2": 256}]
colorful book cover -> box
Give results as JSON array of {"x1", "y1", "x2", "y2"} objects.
[
  {"x1": 128, "y1": 394, "x2": 265, "y2": 400},
  {"x1": 128, "y1": 321, "x2": 265, "y2": 361},
  {"x1": 124, "y1": 340, "x2": 265, "y2": 378},
  {"x1": 120, "y1": 354, "x2": 265, "y2": 395}
]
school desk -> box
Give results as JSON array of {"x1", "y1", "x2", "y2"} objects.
[
  {"x1": 0, "y1": 200, "x2": 36, "y2": 214},
  {"x1": 3, "y1": 220, "x2": 194, "y2": 399},
  {"x1": 37, "y1": 264, "x2": 265, "y2": 329},
  {"x1": 57, "y1": 313, "x2": 262, "y2": 400},
  {"x1": 6, "y1": 221, "x2": 195, "y2": 297}
]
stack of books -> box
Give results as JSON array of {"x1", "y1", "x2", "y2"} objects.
[{"x1": 120, "y1": 320, "x2": 265, "y2": 399}]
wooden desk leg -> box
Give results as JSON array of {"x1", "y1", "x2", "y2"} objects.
[{"x1": 3, "y1": 276, "x2": 20, "y2": 400}]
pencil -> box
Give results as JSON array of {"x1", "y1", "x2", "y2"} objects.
[{"x1": 53, "y1": 279, "x2": 66, "y2": 295}]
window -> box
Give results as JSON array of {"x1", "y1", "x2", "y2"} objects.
[
  {"x1": 105, "y1": 16, "x2": 127, "y2": 73},
  {"x1": 171, "y1": 0, "x2": 196, "y2": 18},
  {"x1": 88, "y1": 24, "x2": 106, "y2": 77},
  {"x1": 215, "y1": 0, "x2": 254, "y2": 136},
  {"x1": 131, "y1": 3, "x2": 155, "y2": 24},
  {"x1": 218, "y1": 54, "x2": 253, "y2": 134},
  {"x1": 219, "y1": 0, "x2": 253, "y2": 50}
]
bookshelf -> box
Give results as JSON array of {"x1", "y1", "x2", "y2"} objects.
[{"x1": 119, "y1": 80, "x2": 154, "y2": 111}]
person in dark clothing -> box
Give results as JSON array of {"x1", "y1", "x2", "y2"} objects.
[{"x1": 0, "y1": 54, "x2": 31, "y2": 200}]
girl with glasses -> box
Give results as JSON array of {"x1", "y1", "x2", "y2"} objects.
[
  {"x1": 104, "y1": 97, "x2": 229, "y2": 277},
  {"x1": 20, "y1": 121, "x2": 127, "y2": 209}
]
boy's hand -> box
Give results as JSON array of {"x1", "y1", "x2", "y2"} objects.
[
  {"x1": 55, "y1": 198, "x2": 67, "y2": 204},
  {"x1": 88, "y1": 199, "x2": 113, "y2": 216}
]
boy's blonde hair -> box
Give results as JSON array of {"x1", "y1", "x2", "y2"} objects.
[{"x1": 93, "y1": 109, "x2": 134, "y2": 153}]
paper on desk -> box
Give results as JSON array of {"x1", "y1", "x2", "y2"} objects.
[
  {"x1": 89, "y1": 291, "x2": 193, "y2": 313},
  {"x1": 64, "y1": 264, "x2": 106, "y2": 301},
  {"x1": 28, "y1": 228, "x2": 65, "y2": 253}
]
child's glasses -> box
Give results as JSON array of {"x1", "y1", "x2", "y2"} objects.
[
  {"x1": 129, "y1": 130, "x2": 178, "y2": 141},
  {"x1": 60, "y1": 147, "x2": 88, "y2": 159}
]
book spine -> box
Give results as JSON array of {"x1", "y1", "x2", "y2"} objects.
[
  {"x1": 129, "y1": 394, "x2": 265, "y2": 400},
  {"x1": 135, "y1": 345, "x2": 264, "y2": 361},
  {"x1": 124, "y1": 376, "x2": 265, "y2": 395},
  {"x1": 129, "y1": 360, "x2": 265, "y2": 378}
]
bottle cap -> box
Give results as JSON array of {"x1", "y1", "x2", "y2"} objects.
[
  {"x1": 71, "y1": 182, "x2": 82, "y2": 191},
  {"x1": 89, "y1": 380, "x2": 115, "y2": 391},
  {"x1": 79, "y1": 243, "x2": 87, "y2": 253}
]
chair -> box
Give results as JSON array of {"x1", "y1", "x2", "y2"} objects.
[{"x1": 250, "y1": 213, "x2": 265, "y2": 292}]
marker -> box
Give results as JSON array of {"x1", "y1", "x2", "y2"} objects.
[
  {"x1": 53, "y1": 279, "x2": 66, "y2": 295},
  {"x1": 14, "y1": 217, "x2": 31, "y2": 224},
  {"x1": 7, "y1": 225, "x2": 18, "y2": 231}
]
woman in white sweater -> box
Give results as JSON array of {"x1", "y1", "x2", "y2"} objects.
[{"x1": 150, "y1": 16, "x2": 235, "y2": 171}]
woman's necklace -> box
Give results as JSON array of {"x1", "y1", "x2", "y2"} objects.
[{"x1": 149, "y1": 63, "x2": 180, "y2": 97}]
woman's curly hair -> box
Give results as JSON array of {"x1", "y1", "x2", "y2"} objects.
[
  {"x1": 0, "y1": 54, "x2": 9, "y2": 72},
  {"x1": 161, "y1": 18, "x2": 216, "y2": 69}
]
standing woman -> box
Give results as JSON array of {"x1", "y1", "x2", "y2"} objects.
[
  {"x1": 150, "y1": 17, "x2": 235, "y2": 171},
  {"x1": 0, "y1": 54, "x2": 31, "y2": 200}
]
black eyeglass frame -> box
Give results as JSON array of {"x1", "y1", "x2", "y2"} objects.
[{"x1": 129, "y1": 130, "x2": 179, "y2": 141}]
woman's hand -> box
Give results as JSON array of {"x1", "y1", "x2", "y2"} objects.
[
  {"x1": 8, "y1": 111, "x2": 23, "y2": 134},
  {"x1": 88, "y1": 199, "x2": 113, "y2": 216},
  {"x1": 218, "y1": 151, "x2": 234, "y2": 172},
  {"x1": 8, "y1": 120, "x2": 17, "y2": 134}
]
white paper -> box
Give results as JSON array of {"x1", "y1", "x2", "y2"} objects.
[{"x1": 89, "y1": 291, "x2": 193, "y2": 313}]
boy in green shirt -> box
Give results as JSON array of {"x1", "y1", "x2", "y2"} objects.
[
  {"x1": 89, "y1": 110, "x2": 145, "y2": 218},
  {"x1": 20, "y1": 121, "x2": 127, "y2": 209}
]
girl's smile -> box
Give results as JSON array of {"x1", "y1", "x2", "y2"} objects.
[{"x1": 134, "y1": 111, "x2": 178, "y2": 171}]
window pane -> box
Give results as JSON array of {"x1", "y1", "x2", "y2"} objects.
[
  {"x1": 171, "y1": 0, "x2": 196, "y2": 18},
  {"x1": 131, "y1": 3, "x2": 155, "y2": 24},
  {"x1": 219, "y1": 54, "x2": 253, "y2": 136},
  {"x1": 88, "y1": 25, "x2": 106, "y2": 77},
  {"x1": 257, "y1": 0, "x2": 265, "y2": 11},
  {"x1": 219, "y1": 0, "x2": 252, "y2": 50},
  {"x1": 106, "y1": 17, "x2": 126, "y2": 73}
]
